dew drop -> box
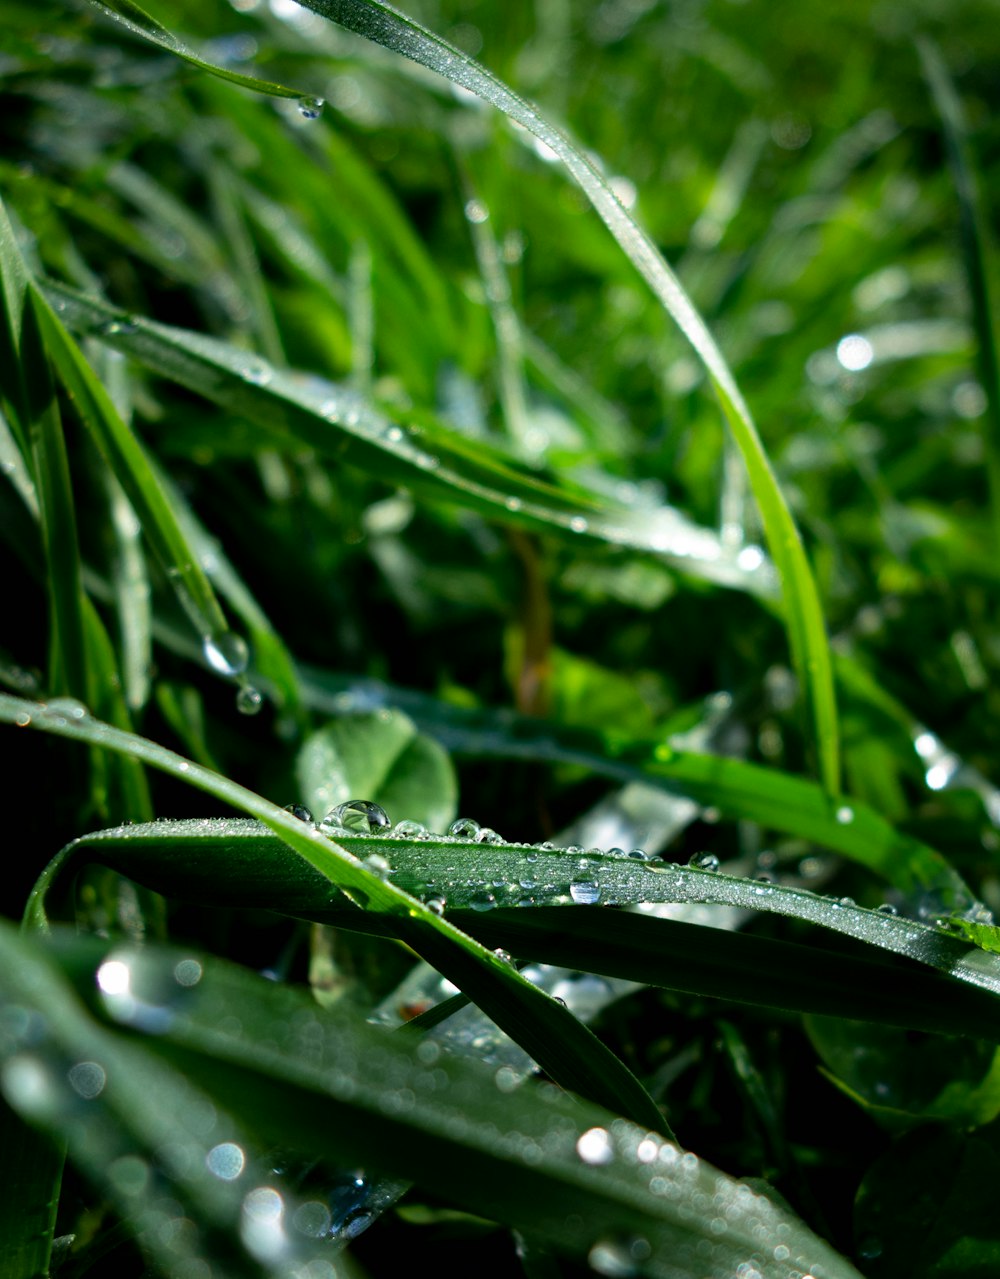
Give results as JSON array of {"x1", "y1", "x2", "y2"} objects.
[
  {"x1": 569, "y1": 515, "x2": 588, "y2": 534},
  {"x1": 570, "y1": 878, "x2": 602, "y2": 905},
  {"x1": 363, "y1": 853, "x2": 391, "y2": 877},
  {"x1": 297, "y1": 95, "x2": 325, "y2": 119},
  {"x1": 45, "y1": 697, "x2": 90, "y2": 720},
  {"x1": 449, "y1": 817, "x2": 481, "y2": 839},
  {"x1": 393, "y1": 819, "x2": 427, "y2": 838},
  {"x1": 470, "y1": 891, "x2": 497, "y2": 912},
  {"x1": 236, "y1": 685, "x2": 263, "y2": 715},
  {"x1": 284, "y1": 804, "x2": 314, "y2": 822},
  {"x1": 425, "y1": 895, "x2": 447, "y2": 916},
  {"x1": 476, "y1": 827, "x2": 504, "y2": 845},
  {"x1": 321, "y1": 800, "x2": 391, "y2": 836},
  {"x1": 14, "y1": 712, "x2": 31, "y2": 727},
  {"x1": 835, "y1": 805, "x2": 855, "y2": 824},
  {"x1": 627, "y1": 848, "x2": 649, "y2": 861},
  {"x1": 589, "y1": 1238, "x2": 641, "y2": 1277},
  {"x1": 203, "y1": 631, "x2": 249, "y2": 677},
  {"x1": 688, "y1": 852, "x2": 720, "y2": 872},
  {"x1": 877, "y1": 902, "x2": 898, "y2": 916},
  {"x1": 242, "y1": 361, "x2": 273, "y2": 386}
]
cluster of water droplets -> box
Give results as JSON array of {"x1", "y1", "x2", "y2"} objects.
[{"x1": 201, "y1": 631, "x2": 264, "y2": 716}]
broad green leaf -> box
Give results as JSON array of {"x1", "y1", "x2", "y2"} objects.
[
  {"x1": 0, "y1": 925, "x2": 862, "y2": 1279},
  {"x1": 293, "y1": 0, "x2": 839, "y2": 796},
  {"x1": 86, "y1": 0, "x2": 310, "y2": 102},
  {"x1": 296, "y1": 709, "x2": 457, "y2": 834},
  {"x1": 0, "y1": 693, "x2": 664, "y2": 1135},
  {"x1": 43, "y1": 281, "x2": 776, "y2": 596}
]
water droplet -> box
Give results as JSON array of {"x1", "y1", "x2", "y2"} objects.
[
  {"x1": 877, "y1": 902, "x2": 898, "y2": 916},
  {"x1": 425, "y1": 895, "x2": 447, "y2": 916},
  {"x1": 835, "y1": 805, "x2": 854, "y2": 824},
  {"x1": 576, "y1": 1126, "x2": 614, "y2": 1166},
  {"x1": 203, "y1": 632, "x2": 249, "y2": 677},
  {"x1": 393, "y1": 819, "x2": 427, "y2": 838},
  {"x1": 839, "y1": 896, "x2": 856, "y2": 907},
  {"x1": 297, "y1": 95, "x2": 325, "y2": 119},
  {"x1": 493, "y1": 948, "x2": 513, "y2": 965},
  {"x1": 45, "y1": 697, "x2": 90, "y2": 720},
  {"x1": 464, "y1": 198, "x2": 489, "y2": 223},
  {"x1": 284, "y1": 804, "x2": 314, "y2": 822},
  {"x1": 476, "y1": 827, "x2": 504, "y2": 845},
  {"x1": 14, "y1": 712, "x2": 30, "y2": 727},
  {"x1": 688, "y1": 852, "x2": 720, "y2": 872},
  {"x1": 99, "y1": 317, "x2": 139, "y2": 337},
  {"x1": 363, "y1": 853, "x2": 391, "y2": 877},
  {"x1": 589, "y1": 1238, "x2": 643, "y2": 1277},
  {"x1": 173, "y1": 959, "x2": 203, "y2": 987},
  {"x1": 320, "y1": 800, "x2": 391, "y2": 836},
  {"x1": 449, "y1": 817, "x2": 481, "y2": 839},
  {"x1": 569, "y1": 515, "x2": 588, "y2": 533},
  {"x1": 470, "y1": 891, "x2": 497, "y2": 912},
  {"x1": 236, "y1": 685, "x2": 263, "y2": 715},
  {"x1": 570, "y1": 878, "x2": 602, "y2": 904},
  {"x1": 627, "y1": 848, "x2": 649, "y2": 861},
  {"x1": 242, "y1": 361, "x2": 273, "y2": 386}
]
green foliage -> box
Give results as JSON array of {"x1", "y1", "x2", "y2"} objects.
[{"x1": 1, "y1": 0, "x2": 999, "y2": 1276}]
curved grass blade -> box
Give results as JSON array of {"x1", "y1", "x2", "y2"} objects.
[
  {"x1": 30, "y1": 819, "x2": 1000, "y2": 1029},
  {"x1": 294, "y1": 0, "x2": 838, "y2": 794},
  {"x1": 42, "y1": 283, "x2": 777, "y2": 596},
  {"x1": 86, "y1": 0, "x2": 309, "y2": 102},
  {"x1": 1, "y1": 925, "x2": 861, "y2": 1279},
  {"x1": 0, "y1": 693, "x2": 664, "y2": 1135}
]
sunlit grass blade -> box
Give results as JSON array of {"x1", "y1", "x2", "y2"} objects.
[
  {"x1": 86, "y1": 0, "x2": 310, "y2": 102},
  {"x1": 32, "y1": 818, "x2": 999, "y2": 1023},
  {"x1": 918, "y1": 37, "x2": 1000, "y2": 552},
  {"x1": 295, "y1": 0, "x2": 839, "y2": 794},
  {"x1": 0, "y1": 693, "x2": 665, "y2": 1135},
  {"x1": 1, "y1": 925, "x2": 862, "y2": 1279},
  {"x1": 43, "y1": 281, "x2": 775, "y2": 594}
]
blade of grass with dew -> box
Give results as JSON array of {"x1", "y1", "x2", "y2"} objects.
[
  {"x1": 0, "y1": 693, "x2": 665, "y2": 1135},
  {"x1": 43, "y1": 281, "x2": 774, "y2": 594},
  {"x1": 29, "y1": 819, "x2": 1000, "y2": 1041},
  {"x1": 2, "y1": 926, "x2": 863, "y2": 1279},
  {"x1": 918, "y1": 37, "x2": 1000, "y2": 554},
  {"x1": 291, "y1": 0, "x2": 839, "y2": 795},
  {"x1": 84, "y1": 0, "x2": 311, "y2": 102}
]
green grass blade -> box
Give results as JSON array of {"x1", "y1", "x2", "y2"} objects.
[
  {"x1": 86, "y1": 0, "x2": 309, "y2": 101},
  {"x1": 918, "y1": 37, "x2": 1000, "y2": 553},
  {"x1": 295, "y1": 0, "x2": 839, "y2": 793},
  {"x1": 0, "y1": 1103, "x2": 62, "y2": 1279},
  {"x1": 0, "y1": 693, "x2": 665, "y2": 1135},
  {"x1": 27, "y1": 283, "x2": 256, "y2": 686}
]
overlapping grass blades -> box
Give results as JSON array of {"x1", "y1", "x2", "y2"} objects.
[
  {"x1": 0, "y1": 924, "x2": 863, "y2": 1279},
  {"x1": 0, "y1": 691, "x2": 664, "y2": 1136},
  {"x1": 293, "y1": 0, "x2": 839, "y2": 794}
]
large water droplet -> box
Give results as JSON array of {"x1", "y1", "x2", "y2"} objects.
[
  {"x1": 236, "y1": 685, "x2": 264, "y2": 715},
  {"x1": 284, "y1": 804, "x2": 314, "y2": 823},
  {"x1": 321, "y1": 800, "x2": 391, "y2": 836},
  {"x1": 448, "y1": 817, "x2": 481, "y2": 839},
  {"x1": 393, "y1": 819, "x2": 427, "y2": 839},
  {"x1": 688, "y1": 852, "x2": 720, "y2": 872},
  {"x1": 203, "y1": 631, "x2": 249, "y2": 677},
  {"x1": 570, "y1": 878, "x2": 601, "y2": 904},
  {"x1": 297, "y1": 95, "x2": 325, "y2": 119}
]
